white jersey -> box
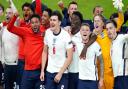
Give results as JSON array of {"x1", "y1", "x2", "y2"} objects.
[
  {"x1": 111, "y1": 34, "x2": 128, "y2": 77},
  {"x1": 68, "y1": 32, "x2": 82, "y2": 73},
  {"x1": 44, "y1": 28, "x2": 73, "y2": 73},
  {"x1": 1, "y1": 26, "x2": 19, "y2": 65},
  {"x1": 78, "y1": 42, "x2": 101, "y2": 80}
]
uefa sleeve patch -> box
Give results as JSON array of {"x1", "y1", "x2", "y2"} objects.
[
  {"x1": 99, "y1": 48, "x2": 101, "y2": 52},
  {"x1": 68, "y1": 41, "x2": 72, "y2": 44}
]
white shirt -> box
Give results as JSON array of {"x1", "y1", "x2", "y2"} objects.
[
  {"x1": 44, "y1": 28, "x2": 73, "y2": 73},
  {"x1": 68, "y1": 32, "x2": 82, "y2": 73},
  {"x1": 1, "y1": 26, "x2": 19, "y2": 65},
  {"x1": 78, "y1": 42, "x2": 101, "y2": 80},
  {"x1": 111, "y1": 34, "x2": 128, "y2": 77}
]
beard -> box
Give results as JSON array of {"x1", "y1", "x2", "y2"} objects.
[{"x1": 32, "y1": 28, "x2": 39, "y2": 33}]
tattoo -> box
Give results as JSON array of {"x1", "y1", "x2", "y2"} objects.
[{"x1": 97, "y1": 54, "x2": 104, "y2": 79}]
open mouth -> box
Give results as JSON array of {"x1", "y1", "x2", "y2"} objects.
[
  {"x1": 6, "y1": 17, "x2": 10, "y2": 20},
  {"x1": 24, "y1": 14, "x2": 28, "y2": 17},
  {"x1": 95, "y1": 26, "x2": 99, "y2": 28},
  {"x1": 50, "y1": 24, "x2": 55, "y2": 28},
  {"x1": 83, "y1": 35, "x2": 87, "y2": 36}
]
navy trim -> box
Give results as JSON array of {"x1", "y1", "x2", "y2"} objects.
[
  {"x1": 122, "y1": 42, "x2": 127, "y2": 76},
  {"x1": 94, "y1": 54, "x2": 98, "y2": 81},
  {"x1": 53, "y1": 28, "x2": 61, "y2": 36}
]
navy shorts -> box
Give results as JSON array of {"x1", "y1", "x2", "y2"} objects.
[
  {"x1": 4, "y1": 64, "x2": 18, "y2": 89},
  {"x1": 17, "y1": 59, "x2": 25, "y2": 85},
  {"x1": 68, "y1": 73, "x2": 78, "y2": 89},
  {"x1": 0, "y1": 62, "x2": 3, "y2": 85},
  {"x1": 114, "y1": 76, "x2": 128, "y2": 89},
  {"x1": 21, "y1": 69, "x2": 44, "y2": 89},
  {"x1": 77, "y1": 79, "x2": 98, "y2": 89},
  {"x1": 45, "y1": 71, "x2": 68, "y2": 89}
]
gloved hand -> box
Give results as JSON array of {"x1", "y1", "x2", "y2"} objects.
[{"x1": 113, "y1": 0, "x2": 124, "y2": 10}]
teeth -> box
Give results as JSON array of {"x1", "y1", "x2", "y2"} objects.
[
  {"x1": 24, "y1": 14, "x2": 28, "y2": 17},
  {"x1": 6, "y1": 17, "x2": 9, "y2": 20}
]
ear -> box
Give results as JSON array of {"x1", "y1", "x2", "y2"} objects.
[
  {"x1": 68, "y1": 9, "x2": 70, "y2": 14},
  {"x1": 59, "y1": 21, "x2": 61, "y2": 25}
]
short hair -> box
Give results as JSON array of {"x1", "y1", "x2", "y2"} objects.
[
  {"x1": 22, "y1": 2, "x2": 31, "y2": 11},
  {"x1": 110, "y1": 13, "x2": 118, "y2": 20},
  {"x1": 44, "y1": 8, "x2": 52, "y2": 17},
  {"x1": 93, "y1": 14, "x2": 105, "y2": 23},
  {"x1": 51, "y1": 10, "x2": 62, "y2": 21},
  {"x1": 0, "y1": 4, "x2": 4, "y2": 12},
  {"x1": 81, "y1": 23, "x2": 91, "y2": 29},
  {"x1": 30, "y1": 14, "x2": 40, "y2": 21},
  {"x1": 93, "y1": 5, "x2": 102, "y2": 14},
  {"x1": 68, "y1": 1, "x2": 78, "y2": 8},
  {"x1": 106, "y1": 20, "x2": 117, "y2": 28},
  {"x1": 72, "y1": 11, "x2": 83, "y2": 23}
]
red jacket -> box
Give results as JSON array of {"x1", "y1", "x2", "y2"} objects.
[
  {"x1": 8, "y1": 15, "x2": 46, "y2": 70},
  {"x1": 18, "y1": 19, "x2": 31, "y2": 60}
]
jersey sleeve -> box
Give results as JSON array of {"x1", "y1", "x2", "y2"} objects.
[
  {"x1": 7, "y1": 15, "x2": 28, "y2": 37},
  {"x1": 44, "y1": 30, "x2": 48, "y2": 45},
  {"x1": 65, "y1": 32, "x2": 73, "y2": 49},
  {"x1": 95, "y1": 42, "x2": 102, "y2": 57}
]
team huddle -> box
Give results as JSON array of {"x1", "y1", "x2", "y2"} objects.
[{"x1": 0, "y1": 0, "x2": 128, "y2": 89}]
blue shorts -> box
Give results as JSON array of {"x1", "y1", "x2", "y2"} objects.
[
  {"x1": 77, "y1": 79, "x2": 98, "y2": 89},
  {"x1": 114, "y1": 76, "x2": 128, "y2": 89},
  {"x1": 4, "y1": 65, "x2": 18, "y2": 89},
  {"x1": 21, "y1": 69, "x2": 44, "y2": 89},
  {"x1": 45, "y1": 71, "x2": 68, "y2": 89},
  {"x1": 17, "y1": 59, "x2": 25, "y2": 86},
  {"x1": 0, "y1": 62, "x2": 3, "y2": 85},
  {"x1": 68, "y1": 73, "x2": 78, "y2": 89}
]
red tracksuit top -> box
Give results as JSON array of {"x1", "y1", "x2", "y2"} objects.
[
  {"x1": 18, "y1": 19, "x2": 31, "y2": 60},
  {"x1": 18, "y1": 0, "x2": 42, "y2": 60},
  {"x1": 7, "y1": 15, "x2": 46, "y2": 70}
]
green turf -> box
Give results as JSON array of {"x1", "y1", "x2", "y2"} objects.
[{"x1": 0, "y1": 0, "x2": 128, "y2": 23}]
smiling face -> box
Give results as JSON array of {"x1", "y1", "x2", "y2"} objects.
[
  {"x1": 80, "y1": 25, "x2": 91, "y2": 42},
  {"x1": 30, "y1": 17, "x2": 40, "y2": 33},
  {"x1": 23, "y1": 6, "x2": 33, "y2": 21},
  {"x1": 94, "y1": 15, "x2": 104, "y2": 29},
  {"x1": 68, "y1": 4, "x2": 77, "y2": 17},
  {"x1": 5, "y1": 8, "x2": 13, "y2": 23},
  {"x1": 106, "y1": 22, "x2": 117, "y2": 40},
  {"x1": 42, "y1": 11, "x2": 50, "y2": 25},
  {"x1": 50, "y1": 15, "x2": 60, "y2": 31},
  {"x1": 93, "y1": 7, "x2": 103, "y2": 16}
]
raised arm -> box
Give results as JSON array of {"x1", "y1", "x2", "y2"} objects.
[
  {"x1": 35, "y1": 0, "x2": 42, "y2": 17},
  {"x1": 116, "y1": 8, "x2": 124, "y2": 32},
  {"x1": 58, "y1": 0, "x2": 68, "y2": 17},
  {"x1": 7, "y1": 14, "x2": 28, "y2": 37}
]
